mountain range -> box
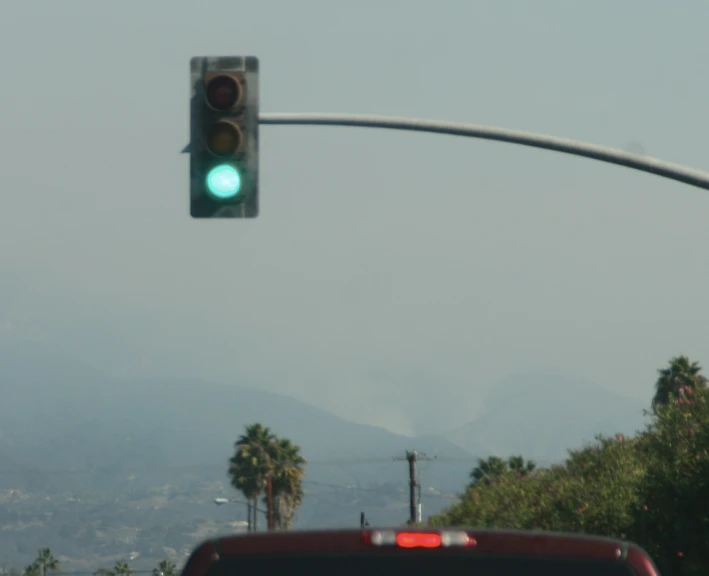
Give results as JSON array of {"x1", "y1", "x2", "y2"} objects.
[
  {"x1": 0, "y1": 340, "x2": 473, "y2": 496},
  {"x1": 0, "y1": 339, "x2": 652, "y2": 510},
  {"x1": 0, "y1": 339, "x2": 655, "y2": 567},
  {"x1": 442, "y1": 371, "x2": 649, "y2": 465}
]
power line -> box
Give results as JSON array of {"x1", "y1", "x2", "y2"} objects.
[
  {"x1": 304, "y1": 480, "x2": 403, "y2": 494},
  {"x1": 0, "y1": 458, "x2": 404, "y2": 476},
  {"x1": 215, "y1": 478, "x2": 456, "y2": 501},
  {"x1": 0, "y1": 454, "x2": 515, "y2": 477},
  {"x1": 303, "y1": 479, "x2": 455, "y2": 499},
  {"x1": 0, "y1": 458, "x2": 469, "y2": 502},
  {"x1": 0, "y1": 457, "x2": 536, "y2": 506}
]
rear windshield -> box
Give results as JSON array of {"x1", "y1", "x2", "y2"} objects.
[{"x1": 211, "y1": 552, "x2": 636, "y2": 576}]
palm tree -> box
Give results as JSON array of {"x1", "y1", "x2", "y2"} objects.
[
  {"x1": 152, "y1": 560, "x2": 176, "y2": 576},
  {"x1": 31, "y1": 549, "x2": 59, "y2": 576},
  {"x1": 228, "y1": 423, "x2": 277, "y2": 531},
  {"x1": 653, "y1": 356, "x2": 708, "y2": 408},
  {"x1": 113, "y1": 562, "x2": 132, "y2": 576},
  {"x1": 263, "y1": 437, "x2": 307, "y2": 530},
  {"x1": 22, "y1": 566, "x2": 38, "y2": 576}
]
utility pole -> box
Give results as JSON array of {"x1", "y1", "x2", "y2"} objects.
[
  {"x1": 416, "y1": 471, "x2": 422, "y2": 523},
  {"x1": 394, "y1": 450, "x2": 434, "y2": 525},
  {"x1": 267, "y1": 471, "x2": 274, "y2": 531},
  {"x1": 406, "y1": 451, "x2": 417, "y2": 525}
]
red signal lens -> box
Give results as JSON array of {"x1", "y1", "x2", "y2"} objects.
[
  {"x1": 396, "y1": 533, "x2": 442, "y2": 548},
  {"x1": 205, "y1": 75, "x2": 241, "y2": 110}
]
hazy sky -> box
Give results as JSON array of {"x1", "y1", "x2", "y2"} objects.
[{"x1": 1, "y1": 0, "x2": 708, "y2": 436}]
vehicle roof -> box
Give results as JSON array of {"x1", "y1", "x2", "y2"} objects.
[
  {"x1": 210, "y1": 527, "x2": 626, "y2": 557},
  {"x1": 182, "y1": 528, "x2": 658, "y2": 576}
]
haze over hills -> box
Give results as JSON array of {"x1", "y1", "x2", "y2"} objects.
[
  {"x1": 0, "y1": 340, "x2": 473, "y2": 566},
  {"x1": 0, "y1": 341, "x2": 655, "y2": 492},
  {"x1": 0, "y1": 339, "x2": 657, "y2": 568},
  {"x1": 440, "y1": 372, "x2": 650, "y2": 465},
  {"x1": 0, "y1": 340, "x2": 477, "y2": 494}
]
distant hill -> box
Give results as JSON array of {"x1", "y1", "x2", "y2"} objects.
[
  {"x1": 440, "y1": 372, "x2": 650, "y2": 465},
  {"x1": 0, "y1": 340, "x2": 476, "y2": 500},
  {"x1": 0, "y1": 343, "x2": 658, "y2": 568}
]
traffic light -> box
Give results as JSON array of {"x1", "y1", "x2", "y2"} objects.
[{"x1": 189, "y1": 56, "x2": 259, "y2": 218}]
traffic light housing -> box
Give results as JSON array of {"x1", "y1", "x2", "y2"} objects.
[{"x1": 190, "y1": 56, "x2": 259, "y2": 218}]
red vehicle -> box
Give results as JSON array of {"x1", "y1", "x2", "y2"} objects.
[{"x1": 181, "y1": 527, "x2": 660, "y2": 576}]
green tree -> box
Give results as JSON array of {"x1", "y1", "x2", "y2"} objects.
[
  {"x1": 113, "y1": 562, "x2": 132, "y2": 576},
  {"x1": 22, "y1": 566, "x2": 38, "y2": 576},
  {"x1": 432, "y1": 436, "x2": 645, "y2": 538},
  {"x1": 552, "y1": 435, "x2": 646, "y2": 537},
  {"x1": 30, "y1": 549, "x2": 59, "y2": 576},
  {"x1": 633, "y1": 385, "x2": 709, "y2": 575},
  {"x1": 507, "y1": 455, "x2": 536, "y2": 477},
  {"x1": 263, "y1": 437, "x2": 307, "y2": 530},
  {"x1": 228, "y1": 423, "x2": 307, "y2": 531},
  {"x1": 229, "y1": 423, "x2": 278, "y2": 531},
  {"x1": 469, "y1": 455, "x2": 535, "y2": 487},
  {"x1": 653, "y1": 355, "x2": 707, "y2": 408},
  {"x1": 152, "y1": 560, "x2": 176, "y2": 576},
  {"x1": 470, "y1": 456, "x2": 509, "y2": 486},
  {"x1": 431, "y1": 356, "x2": 709, "y2": 575}
]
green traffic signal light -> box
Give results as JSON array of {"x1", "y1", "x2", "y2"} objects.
[
  {"x1": 190, "y1": 56, "x2": 259, "y2": 218},
  {"x1": 206, "y1": 164, "x2": 242, "y2": 199}
]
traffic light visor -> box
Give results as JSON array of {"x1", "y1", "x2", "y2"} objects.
[
  {"x1": 206, "y1": 164, "x2": 242, "y2": 199},
  {"x1": 205, "y1": 75, "x2": 241, "y2": 110}
]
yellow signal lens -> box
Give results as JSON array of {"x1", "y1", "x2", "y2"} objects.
[{"x1": 206, "y1": 121, "x2": 242, "y2": 157}]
